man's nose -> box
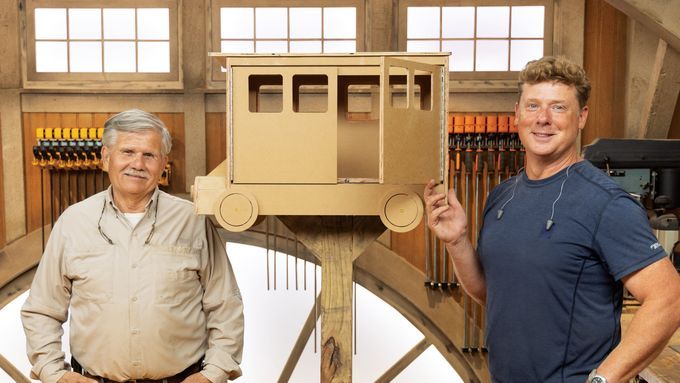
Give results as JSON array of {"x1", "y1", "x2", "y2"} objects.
[
  {"x1": 537, "y1": 107, "x2": 551, "y2": 124},
  {"x1": 130, "y1": 153, "x2": 145, "y2": 168}
]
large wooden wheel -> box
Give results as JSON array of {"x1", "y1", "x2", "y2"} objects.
[{"x1": 0, "y1": 220, "x2": 488, "y2": 383}]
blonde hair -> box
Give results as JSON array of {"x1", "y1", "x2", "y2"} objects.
[{"x1": 518, "y1": 56, "x2": 591, "y2": 109}]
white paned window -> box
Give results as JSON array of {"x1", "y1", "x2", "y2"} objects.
[
  {"x1": 35, "y1": 8, "x2": 67, "y2": 39},
  {"x1": 476, "y1": 7, "x2": 509, "y2": 38},
  {"x1": 290, "y1": 40, "x2": 322, "y2": 53},
  {"x1": 511, "y1": 6, "x2": 544, "y2": 38},
  {"x1": 406, "y1": 5, "x2": 546, "y2": 72},
  {"x1": 256, "y1": 8, "x2": 288, "y2": 39},
  {"x1": 220, "y1": 7, "x2": 356, "y2": 54},
  {"x1": 290, "y1": 8, "x2": 321, "y2": 39},
  {"x1": 34, "y1": 7, "x2": 171, "y2": 73},
  {"x1": 137, "y1": 8, "x2": 169, "y2": 40},
  {"x1": 68, "y1": 8, "x2": 101, "y2": 39},
  {"x1": 442, "y1": 7, "x2": 474, "y2": 38},
  {"x1": 104, "y1": 42, "x2": 136, "y2": 72},
  {"x1": 35, "y1": 41, "x2": 68, "y2": 72},
  {"x1": 103, "y1": 9, "x2": 136, "y2": 40},
  {"x1": 138, "y1": 41, "x2": 170, "y2": 72},
  {"x1": 69, "y1": 41, "x2": 102, "y2": 72}
]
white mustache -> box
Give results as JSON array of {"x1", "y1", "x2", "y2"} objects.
[{"x1": 124, "y1": 170, "x2": 150, "y2": 179}]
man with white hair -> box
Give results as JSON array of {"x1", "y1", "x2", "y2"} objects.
[{"x1": 22, "y1": 109, "x2": 244, "y2": 383}]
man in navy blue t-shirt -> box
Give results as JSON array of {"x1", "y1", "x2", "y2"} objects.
[{"x1": 424, "y1": 56, "x2": 680, "y2": 383}]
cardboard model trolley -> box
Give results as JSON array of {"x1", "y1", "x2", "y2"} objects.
[{"x1": 193, "y1": 53, "x2": 449, "y2": 232}]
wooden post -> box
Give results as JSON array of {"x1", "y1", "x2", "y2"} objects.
[{"x1": 279, "y1": 216, "x2": 385, "y2": 382}]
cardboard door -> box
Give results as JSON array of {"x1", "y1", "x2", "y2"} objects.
[{"x1": 380, "y1": 57, "x2": 444, "y2": 185}]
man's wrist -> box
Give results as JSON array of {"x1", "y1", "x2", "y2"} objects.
[
  {"x1": 445, "y1": 235, "x2": 470, "y2": 253},
  {"x1": 587, "y1": 369, "x2": 608, "y2": 383}
]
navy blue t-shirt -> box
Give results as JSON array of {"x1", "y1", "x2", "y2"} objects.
[{"x1": 477, "y1": 160, "x2": 666, "y2": 383}]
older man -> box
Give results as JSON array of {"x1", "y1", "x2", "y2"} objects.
[
  {"x1": 22, "y1": 109, "x2": 244, "y2": 383},
  {"x1": 425, "y1": 57, "x2": 680, "y2": 382}
]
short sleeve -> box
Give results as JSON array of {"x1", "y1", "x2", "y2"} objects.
[{"x1": 593, "y1": 194, "x2": 667, "y2": 281}]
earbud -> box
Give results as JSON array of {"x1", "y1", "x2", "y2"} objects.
[
  {"x1": 546, "y1": 219, "x2": 554, "y2": 231},
  {"x1": 495, "y1": 164, "x2": 575, "y2": 231}
]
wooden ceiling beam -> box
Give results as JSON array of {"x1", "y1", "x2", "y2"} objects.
[
  {"x1": 638, "y1": 40, "x2": 680, "y2": 138},
  {"x1": 605, "y1": 0, "x2": 680, "y2": 52}
]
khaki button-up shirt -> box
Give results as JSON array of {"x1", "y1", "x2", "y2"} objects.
[{"x1": 21, "y1": 188, "x2": 244, "y2": 383}]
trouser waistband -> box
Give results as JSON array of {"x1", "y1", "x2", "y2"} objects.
[{"x1": 72, "y1": 357, "x2": 202, "y2": 383}]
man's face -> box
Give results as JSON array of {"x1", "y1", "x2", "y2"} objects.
[
  {"x1": 515, "y1": 81, "x2": 588, "y2": 164},
  {"x1": 101, "y1": 130, "x2": 167, "y2": 202}
]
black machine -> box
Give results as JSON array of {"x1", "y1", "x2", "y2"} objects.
[{"x1": 583, "y1": 138, "x2": 680, "y2": 271}]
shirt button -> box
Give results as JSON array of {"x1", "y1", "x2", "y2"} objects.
[
  {"x1": 131, "y1": 297, "x2": 138, "y2": 302},
  {"x1": 132, "y1": 362, "x2": 141, "y2": 367},
  {"x1": 131, "y1": 263, "x2": 137, "y2": 269},
  {"x1": 131, "y1": 329, "x2": 140, "y2": 334}
]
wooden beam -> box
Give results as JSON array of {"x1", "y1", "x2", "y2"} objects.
[
  {"x1": 277, "y1": 292, "x2": 322, "y2": 383},
  {"x1": 553, "y1": 0, "x2": 586, "y2": 63},
  {"x1": 184, "y1": 93, "x2": 206, "y2": 190},
  {"x1": 605, "y1": 0, "x2": 680, "y2": 52},
  {"x1": 374, "y1": 338, "x2": 430, "y2": 383},
  {"x1": 0, "y1": 90, "x2": 26, "y2": 242},
  {"x1": 669, "y1": 91, "x2": 680, "y2": 139},
  {"x1": 0, "y1": 115, "x2": 4, "y2": 249},
  {"x1": 0, "y1": 0, "x2": 20, "y2": 89},
  {"x1": 0, "y1": 226, "x2": 46, "y2": 309},
  {"x1": 639, "y1": 40, "x2": 680, "y2": 138},
  {"x1": 21, "y1": 94, "x2": 184, "y2": 113},
  {"x1": 0, "y1": 353, "x2": 30, "y2": 383},
  {"x1": 625, "y1": 20, "x2": 662, "y2": 137},
  {"x1": 279, "y1": 216, "x2": 385, "y2": 383}
]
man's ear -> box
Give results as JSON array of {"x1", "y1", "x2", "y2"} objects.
[
  {"x1": 578, "y1": 105, "x2": 589, "y2": 130},
  {"x1": 101, "y1": 146, "x2": 110, "y2": 172}
]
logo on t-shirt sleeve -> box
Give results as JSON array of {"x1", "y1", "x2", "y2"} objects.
[{"x1": 650, "y1": 242, "x2": 662, "y2": 250}]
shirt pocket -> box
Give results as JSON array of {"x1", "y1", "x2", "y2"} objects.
[
  {"x1": 66, "y1": 246, "x2": 115, "y2": 304},
  {"x1": 151, "y1": 244, "x2": 202, "y2": 304}
]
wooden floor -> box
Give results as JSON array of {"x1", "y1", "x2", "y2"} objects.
[{"x1": 621, "y1": 304, "x2": 680, "y2": 383}]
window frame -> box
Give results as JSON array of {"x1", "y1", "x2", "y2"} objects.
[
  {"x1": 23, "y1": 0, "x2": 181, "y2": 90},
  {"x1": 399, "y1": 0, "x2": 553, "y2": 80},
  {"x1": 207, "y1": 0, "x2": 366, "y2": 86}
]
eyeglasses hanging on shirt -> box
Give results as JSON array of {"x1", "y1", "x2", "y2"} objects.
[{"x1": 97, "y1": 198, "x2": 158, "y2": 245}]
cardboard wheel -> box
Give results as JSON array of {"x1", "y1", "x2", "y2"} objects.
[
  {"x1": 214, "y1": 191, "x2": 259, "y2": 232},
  {"x1": 379, "y1": 190, "x2": 423, "y2": 233}
]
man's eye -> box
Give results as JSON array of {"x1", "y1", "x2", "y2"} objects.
[
  {"x1": 552, "y1": 104, "x2": 566, "y2": 111},
  {"x1": 527, "y1": 104, "x2": 539, "y2": 110}
]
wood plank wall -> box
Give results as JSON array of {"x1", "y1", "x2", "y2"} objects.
[
  {"x1": 582, "y1": 0, "x2": 628, "y2": 145},
  {"x1": 22, "y1": 112, "x2": 185, "y2": 233},
  {"x1": 669, "y1": 96, "x2": 680, "y2": 139},
  {"x1": 206, "y1": 112, "x2": 227, "y2": 172},
  {"x1": 0, "y1": 115, "x2": 5, "y2": 248}
]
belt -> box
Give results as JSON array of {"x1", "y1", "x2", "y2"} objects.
[{"x1": 81, "y1": 359, "x2": 202, "y2": 383}]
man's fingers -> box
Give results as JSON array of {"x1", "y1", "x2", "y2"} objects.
[
  {"x1": 430, "y1": 204, "x2": 450, "y2": 223},
  {"x1": 424, "y1": 192, "x2": 446, "y2": 211}
]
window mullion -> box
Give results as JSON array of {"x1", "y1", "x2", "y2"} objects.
[
  {"x1": 100, "y1": 8, "x2": 105, "y2": 73},
  {"x1": 66, "y1": 8, "x2": 71, "y2": 72}
]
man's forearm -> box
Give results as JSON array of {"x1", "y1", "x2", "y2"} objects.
[
  {"x1": 596, "y1": 298, "x2": 680, "y2": 383},
  {"x1": 445, "y1": 238, "x2": 486, "y2": 303}
]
